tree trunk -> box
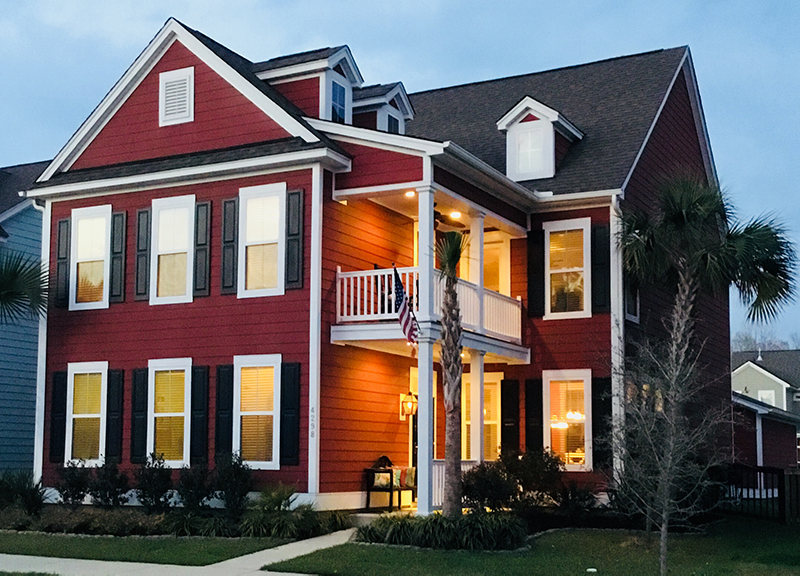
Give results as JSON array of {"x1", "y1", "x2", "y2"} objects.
[
  {"x1": 440, "y1": 272, "x2": 463, "y2": 518},
  {"x1": 443, "y1": 384, "x2": 462, "y2": 518},
  {"x1": 659, "y1": 508, "x2": 669, "y2": 576}
]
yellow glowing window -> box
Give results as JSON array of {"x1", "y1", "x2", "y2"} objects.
[
  {"x1": 549, "y1": 379, "x2": 586, "y2": 466},
  {"x1": 244, "y1": 195, "x2": 280, "y2": 291},
  {"x1": 239, "y1": 366, "x2": 275, "y2": 462},
  {"x1": 71, "y1": 372, "x2": 102, "y2": 460},
  {"x1": 156, "y1": 206, "x2": 190, "y2": 297},
  {"x1": 75, "y1": 215, "x2": 107, "y2": 303},
  {"x1": 154, "y1": 369, "x2": 185, "y2": 461},
  {"x1": 549, "y1": 228, "x2": 584, "y2": 313}
]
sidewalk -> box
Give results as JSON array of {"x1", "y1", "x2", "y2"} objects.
[{"x1": 0, "y1": 527, "x2": 355, "y2": 575}]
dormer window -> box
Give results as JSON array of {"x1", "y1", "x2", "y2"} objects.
[
  {"x1": 497, "y1": 97, "x2": 583, "y2": 182},
  {"x1": 159, "y1": 67, "x2": 194, "y2": 127},
  {"x1": 387, "y1": 114, "x2": 400, "y2": 134},
  {"x1": 331, "y1": 81, "x2": 346, "y2": 124}
]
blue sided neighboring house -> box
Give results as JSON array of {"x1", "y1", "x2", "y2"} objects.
[{"x1": 0, "y1": 160, "x2": 49, "y2": 472}]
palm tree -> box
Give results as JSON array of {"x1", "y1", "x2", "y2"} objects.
[
  {"x1": 435, "y1": 231, "x2": 468, "y2": 519},
  {"x1": 0, "y1": 249, "x2": 48, "y2": 324},
  {"x1": 618, "y1": 176, "x2": 796, "y2": 576}
]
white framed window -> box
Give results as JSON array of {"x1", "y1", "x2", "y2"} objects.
[
  {"x1": 387, "y1": 114, "x2": 400, "y2": 134},
  {"x1": 65, "y1": 361, "x2": 108, "y2": 465},
  {"x1": 150, "y1": 195, "x2": 195, "y2": 305},
  {"x1": 69, "y1": 205, "x2": 112, "y2": 311},
  {"x1": 506, "y1": 119, "x2": 554, "y2": 181},
  {"x1": 159, "y1": 67, "x2": 194, "y2": 127},
  {"x1": 147, "y1": 357, "x2": 192, "y2": 468},
  {"x1": 233, "y1": 354, "x2": 282, "y2": 470},
  {"x1": 544, "y1": 217, "x2": 592, "y2": 320},
  {"x1": 238, "y1": 184, "x2": 286, "y2": 298},
  {"x1": 624, "y1": 280, "x2": 640, "y2": 323},
  {"x1": 543, "y1": 369, "x2": 592, "y2": 471},
  {"x1": 321, "y1": 69, "x2": 352, "y2": 124},
  {"x1": 758, "y1": 389, "x2": 776, "y2": 407},
  {"x1": 331, "y1": 81, "x2": 346, "y2": 124}
]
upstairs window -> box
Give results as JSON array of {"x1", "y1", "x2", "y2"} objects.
[
  {"x1": 70, "y1": 205, "x2": 111, "y2": 310},
  {"x1": 387, "y1": 114, "x2": 400, "y2": 134},
  {"x1": 65, "y1": 361, "x2": 108, "y2": 464},
  {"x1": 331, "y1": 81, "x2": 346, "y2": 124},
  {"x1": 150, "y1": 195, "x2": 195, "y2": 305},
  {"x1": 507, "y1": 119, "x2": 553, "y2": 181},
  {"x1": 159, "y1": 67, "x2": 194, "y2": 126},
  {"x1": 238, "y1": 184, "x2": 286, "y2": 298},
  {"x1": 147, "y1": 358, "x2": 191, "y2": 467},
  {"x1": 543, "y1": 218, "x2": 591, "y2": 320}
]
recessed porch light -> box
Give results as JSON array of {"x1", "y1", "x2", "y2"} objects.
[
  {"x1": 450, "y1": 211, "x2": 461, "y2": 219},
  {"x1": 405, "y1": 190, "x2": 416, "y2": 197}
]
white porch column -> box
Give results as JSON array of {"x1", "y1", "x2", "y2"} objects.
[
  {"x1": 416, "y1": 336, "x2": 436, "y2": 515},
  {"x1": 470, "y1": 351, "x2": 485, "y2": 462},
  {"x1": 756, "y1": 413, "x2": 764, "y2": 467},
  {"x1": 469, "y1": 211, "x2": 485, "y2": 333},
  {"x1": 417, "y1": 186, "x2": 435, "y2": 322}
]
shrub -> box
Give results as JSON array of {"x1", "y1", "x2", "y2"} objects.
[
  {"x1": 214, "y1": 453, "x2": 252, "y2": 519},
  {"x1": 135, "y1": 453, "x2": 173, "y2": 513},
  {"x1": 57, "y1": 460, "x2": 92, "y2": 508},
  {"x1": 241, "y1": 484, "x2": 327, "y2": 539},
  {"x1": 462, "y1": 461, "x2": 518, "y2": 511},
  {"x1": 89, "y1": 461, "x2": 129, "y2": 508},
  {"x1": 177, "y1": 463, "x2": 213, "y2": 512},
  {"x1": 1, "y1": 470, "x2": 45, "y2": 516},
  {"x1": 555, "y1": 480, "x2": 597, "y2": 519},
  {"x1": 167, "y1": 511, "x2": 207, "y2": 536},
  {"x1": 500, "y1": 448, "x2": 564, "y2": 505},
  {"x1": 356, "y1": 511, "x2": 526, "y2": 551}
]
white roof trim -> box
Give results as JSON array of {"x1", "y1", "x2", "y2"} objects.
[
  {"x1": 39, "y1": 18, "x2": 320, "y2": 183},
  {"x1": 732, "y1": 361, "x2": 793, "y2": 389},
  {"x1": 0, "y1": 198, "x2": 37, "y2": 223},
  {"x1": 495, "y1": 96, "x2": 583, "y2": 140},
  {"x1": 306, "y1": 117, "x2": 446, "y2": 155},
  {"x1": 353, "y1": 83, "x2": 414, "y2": 120},
  {"x1": 26, "y1": 148, "x2": 350, "y2": 199},
  {"x1": 257, "y1": 46, "x2": 364, "y2": 87},
  {"x1": 732, "y1": 391, "x2": 800, "y2": 424}
]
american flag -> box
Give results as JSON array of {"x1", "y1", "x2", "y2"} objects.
[{"x1": 393, "y1": 266, "x2": 419, "y2": 344}]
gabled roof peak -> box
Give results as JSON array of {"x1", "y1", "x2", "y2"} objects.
[{"x1": 253, "y1": 45, "x2": 363, "y2": 87}]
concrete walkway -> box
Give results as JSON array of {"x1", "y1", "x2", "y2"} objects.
[{"x1": 0, "y1": 527, "x2": 355, "y2": 575}]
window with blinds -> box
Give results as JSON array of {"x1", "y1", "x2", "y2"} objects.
[
  {"x1": 238, "y1": 184, "x2": 286, "y2": 298},
  {"x1": 461, "y1": 374, "x2": 503, "y2": 461},
  {"x1": 543, "y1": 369, "x2": 592, "y2": 471},
  {"x1": 147, "y1": 358, "x2": 191, "y2": 466},
  {"x1": 150, "y1": 195, "x2": 195, "y2": 305},
  {"x1": 66, "y1": 361, "x2": 108, "y2": 464},
  {"x1": 70, "y1": 205, "x2": 111, "y2": 310},
  {"x1": 543, "y1": 218, "x2": 592, "y2": 320},
  {"x1": 159, "y1": 67, "x2": 194, "y2": 126},
  {"x1": 233, "y1": 355, "x2": 281, "y2": 469}
]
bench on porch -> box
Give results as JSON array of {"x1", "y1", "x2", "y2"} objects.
[{"x1": 364, "y1": 456, "x2": 417, "y2": 511}]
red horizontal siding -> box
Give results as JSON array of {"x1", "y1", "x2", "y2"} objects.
[
  {"x1": 334, "y1": 143, "x2": 423, "y2": 190},
  {"x1": 353, "y1": 111, "x2": 377, "y2": 130},
  {"x1": 42, "y1": 170, "x2": 313, "y2": 488},
  {"x1": 762, "y1": 418, "x2": 797, "y2": 469},
  {"x1": 72, "y1": 41, "x2": 292, "y2": 170},
  {"x1": 271, "y1": 77, "x2": 320, "y2": 117}
]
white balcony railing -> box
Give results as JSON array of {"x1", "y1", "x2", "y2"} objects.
[
  {"x1": 335, "y1": 266, "x2": 522, "y2": 344},
  {"x1": 432, "y1": 459, "x2": 478, "y2": 508}
]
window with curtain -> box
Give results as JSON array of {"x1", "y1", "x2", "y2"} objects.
[
  {"x1": 70, "y1": 205, "x2": 111, "y2": 310},
  {"x1": 150, "y1": 195, "x2": 195, "y2": 305},
  {"x1": 544, "y1": 218, "x2": 591, "y2": 319},
  {"x1": 543, "y1": 369, "x2": 592, "y2": 471},
  {"x1": 66, "y1": 361, "x2": 108, "y2": 464},
  {"x1": 233, "y1": 355, "x2": 281, "y2": 469},
  {"x1": 238, "y1": 184, "x2": 285, "y2": 298}
]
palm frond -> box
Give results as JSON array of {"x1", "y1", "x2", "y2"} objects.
[
  {"x1": 434, "y1": 231, "x2": 469, "y2": 280},
  {"x1": 0, "y1": 249, "x2": 49, "y2": 324}
]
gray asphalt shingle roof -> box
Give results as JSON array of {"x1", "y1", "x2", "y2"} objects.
[
  {"x1": 406, "y1": 47, "x2": 688, "y2": 195},
  {"x1": 354, "y1": 83, "x2": 401, "y2": 101},
  {"x1": 732, "y1": 350, "x2": 800, "y2": 389},
  {"x1": 252, "y1": 46, "x2": 347, "y2": 73},
  {"x1": 0, "y1": 161, "x2": 49, "y2": 214}
]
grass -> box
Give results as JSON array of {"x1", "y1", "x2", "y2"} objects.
[
  {"x1": 266, "y1": 517, "x2": 800, "y2": 575},
  {"x1": 0, "y1": 531, "x2": 286, "y2": 566}
]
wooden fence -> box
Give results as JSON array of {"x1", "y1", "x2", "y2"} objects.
[{"x1": 720, "y1": 464, "x2": 800, "y2": 524}]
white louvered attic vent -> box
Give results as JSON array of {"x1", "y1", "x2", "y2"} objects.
[{"x1": 159, "y1": 67, "x2": 194, "y2": 126}]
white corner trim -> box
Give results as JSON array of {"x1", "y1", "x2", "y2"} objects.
[
  {"x1": 307, "y1": 164, "x2": 323, "y2": 495},
  {"x1": 609, "y1": 197, "x2": 625, "y2": 480},
  {"x1": 32, "y1": 200, "x2": 52, "y2": 484}
]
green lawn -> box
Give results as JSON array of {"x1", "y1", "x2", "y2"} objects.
[
  {"x1": 267, "y1": 517, "x2": 800, "y2": 575},
  {"x1": 0, "y1": 532, "x2": 286, "y2": 566}
]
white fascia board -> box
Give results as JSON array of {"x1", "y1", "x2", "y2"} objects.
[
  {"x1": 25, "y1": 148, "x2": 350, "y2": 200},
  {"x1": 0, "y1": 199, "x2": 36, "y2": 223},
  {"x1": 353, "y1": 84, "x2": 414, "y2": 119},
  {"x1": 732, "y1": 392, "x2": 800, "y2": 424},
  {"x1": 496, "y1": 96, "x2": 583, "y2": 140},
  {"x1": 306, "y1": 117, "x2": 445, "y2": 155},
  {"x1": 534, "y1": 189, "x2": 623, "y2": 202},
  {"x1": 432, "y1": 181, "x2": 527, "y2": 237},
  {"x1": 39, "y1": 18, "x2": 320, "y2": 183},
  {"x1": 733, "y1": 361, "x2": 793, "y2": 389},
  {"x1": 330, "y1": 47, "x2": 364, "y2": 87}
]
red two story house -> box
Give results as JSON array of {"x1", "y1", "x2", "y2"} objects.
[{"x1": 28, "y1": 18, "x2": 724, "y2": 512}]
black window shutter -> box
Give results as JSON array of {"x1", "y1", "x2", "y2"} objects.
[
  {"x1": 106, "y1": 369, "x2": 124, "y2": 463},
  {"x1": 131, "y1": 368, "x2": 148, "y2": 463},
  {"x1": 194, "y1": 201, "x2": 211, "y2": 297},
  {"x1": 592, "y1": 377, "x2": 612, "y2": 469},
  {"x1": 525, "y1": 379, "x2": 543, "y2": 452},
  {"x1": 285, "y1": 190, "x2": 304, "y2": 290},
  {"x1": 109, "y1": 212, "x2": 127, "y2": 304},
  {"x1": 500, "y1": 379, "x2": 520, "y2": 455},
  {"x1": 527, "y1": 229, "x2": 545, "y2": 317},
  {"x1": 221, "y1": 199, "x2": 238, "y2": 295},
  {"x1": 216, "y1": 365, "x2": 234, "y2": 456},
  {"x1": 280, "y1": 362, "x2": 301, "y2": 466},
  {"x1": 135, "y1": 209, "x2": 151, "y2": 300},
  {"x1": 592, "y1": 224, "x2": 611, "y2": 314},
  {"x1": 190, "y1": 366, "x2": 209, "y2": 464},
  {"x1": 49, "y1": 371, "x2": 68, "y2": 463},
  {"x1": 55, "y1": 219, "x2": 70, "y2": 308}
]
